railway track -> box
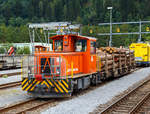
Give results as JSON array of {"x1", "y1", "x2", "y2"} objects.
[
  {"x1": 99, "y1": 76, "x2": 150, "y2": 114},
  {"x1": 134, "y1": 93, "x2": 150, "y2": 113},
  {"x1": 0, "y1": 67, "x2": 21, "y2": 71},
  {"x1": 0, "y1": 81, "x2": 21, "y2": 89},
  {"x1": 0, "y1": 98, "x2": 54, "y2": 114},
  {"x1": 0, "y1": 72, "x2": 21, "y2": 77},
  {"x1": 0, "y1": 68, "x2": 144, "y2": 114}
]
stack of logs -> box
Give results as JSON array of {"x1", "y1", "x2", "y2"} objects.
[{"x1": 96, "y1": 47, "x2": 135, "y2": 78}]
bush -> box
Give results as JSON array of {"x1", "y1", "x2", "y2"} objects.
[
  {"x1": 16, "y1": 46, "x2": 30, "y2": 54},
  {"x1": 0, "y1": 43, "x2": 13, "y2": 54},
  {"x1": 0, "y1": 44, "x2": 30, "y2": 54},
  {"x1": 0, "y1": 47, "x2": 5, "y2": 54}
]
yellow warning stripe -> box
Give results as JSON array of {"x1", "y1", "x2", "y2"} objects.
[
  {"x1": 50, "y1": 79, "x2": 59, "y2": 92},
  {"x1": 25, "y1": 80, "x2": 36, "y2": 91},
  {"x1": 22, "y1": 78, "x2": 28, "y2": 85},
  {"x1": 46, "y1": 79, "x2": 53, "y2": 86},
  {"x1": 22, "y1": 80, "x2": 30, "y2": 90},
  {"x1": 22, "y1": 78, "x2": 69, "y2": 93},
  {"x1": 53, "y1": 81, "x2": 63, "y2": 93},
  {"x1": 41, "y1": 81, "x2": 44, "y2": 85},
  {"x1": 62, "y1": 80, "x2": 68, "y2": 88},
  {"x1": 30, "y1": 81, "x2": 40, "y2": 91},
  {"x1": 55, "y1": 88, "x2": 59, "y2": 93},
  {"x1": 44, "y1": 81, "x2": 50, "y2": 88},
  {"x1": 58, "y1": 81, "x2": 68, "y2": 93}
]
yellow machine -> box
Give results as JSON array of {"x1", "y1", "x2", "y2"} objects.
[{"x1": 129, "y1": 43, "x2": 150, "y2": 66}]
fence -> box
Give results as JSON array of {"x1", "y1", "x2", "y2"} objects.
[
  {"x1": 21, "y1": 55, "x2": 71, "y2": 80},
  {"x1": 0, "y1": 55, "x2": 23, "y2": 69}
]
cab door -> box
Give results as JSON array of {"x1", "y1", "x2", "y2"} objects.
[{"x1": 90, "y1": 41, "x2": 96, "y2": 72}]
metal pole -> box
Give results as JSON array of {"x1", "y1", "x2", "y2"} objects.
[
  {"x1": 138, "y1": 20, "x2": 142, "y2": 42},
  {"x1": 108, "y1": 7, "x2": 113, "y2": 47},
  {"x1": 43, "y1": 31, "x2": 47, "y2": 44},
  {"x1": 48, "y1": 32, "x2": 50, "y2": 45},
  {"x1": 32, "y1": 29, "x2": 35, "y2": 54},
  {"x1": 80, "y1": 24, "x2": 82, "y2": 35}
]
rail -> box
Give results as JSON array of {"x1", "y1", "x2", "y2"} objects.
[
  {"x1": 0, "y1": 55, "x2": 25, "y2": 70},
  {"x1": 129, "y1": 91, "x2": 150, "y2": 114},
  {"x1": 0, "y1": 98, "x2": 54, "y2": 114},
  {"x1": 0, "y1": 81, "x2": 21, "y2": 89},
  {"x1": 100, "y1": 76, "x2": 150, "y2": 114},
  {"x1": 0, "y1": 72, "x2": 21, "y2": 77}
]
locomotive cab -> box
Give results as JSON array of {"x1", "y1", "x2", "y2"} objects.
[
  {"x1": 51, "y1": 35, "x2": 97, "y2": 73},
  {"x1": 22, "y1": 34, "x2": 97, "y2": 98}
]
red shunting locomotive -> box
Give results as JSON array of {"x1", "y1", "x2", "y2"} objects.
[{"x1": 22, "y1": 34, "x2": 134, "y2": 98}]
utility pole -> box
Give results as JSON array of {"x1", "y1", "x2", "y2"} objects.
[
  {"x1": 107, "y1": 7, "x2": 113, "y2": 47},
  {"x1": 98, "y1": 21, "x2": 150, "y2": 45},
  {"x1": 138, "y1": 20, "x2": 142, "y2": 42},
  {"x1": 32, "y1": 29, "x2": 35, "y2": 54}
]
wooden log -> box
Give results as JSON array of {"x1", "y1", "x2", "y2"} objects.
[
  {"x1": 100, "y1": 60, "x2": 114, "y2": 65},
  {"x1": 96, "y1": 47, "x2": 135, "y2": 72}
]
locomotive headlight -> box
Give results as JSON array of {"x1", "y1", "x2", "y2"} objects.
[
  {"x1": 56, "y1": 68, "x2": 60, "y2": 74},
  {"x1": 57, "y1": 70, "x2": 60, "y2": 74},
  {"x1": 42, "y1": 69, "x2": 44, "y2": 73}
]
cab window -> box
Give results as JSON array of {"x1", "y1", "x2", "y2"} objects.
[
  {"x1": 75, "y1": 39, "x2": 87, "y2": 52},
  {"x1": 55, "y1": 40, "x2": 63, "y2": 51},
  {"x1": 90, "y1": 41, "x2": 96, "y2": 54},
  {"x1": 43, "y1": 47, "x2": 46, "y2": 51}
]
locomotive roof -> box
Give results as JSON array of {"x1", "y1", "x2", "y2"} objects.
[
  {"x1": 50, "y1": 34, "x2": 97, "y2": 41},
  {"x1": 35, "y1": 45, "x2": 46, "y2": 48}
]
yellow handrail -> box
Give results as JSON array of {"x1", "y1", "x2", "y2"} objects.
[
  {"x1": 66, "y1": 60, "x2": 68, "y2": 80},
  {"x1": 21, "y1": 56, "x2": 27, "y2": 79},
  {"x1": 21, "y1": 59, "x2": 23, "y2": 79},
  {"x1": 71, "y1": 61, "x2": 74, "y2": 78},
  {"x1": 99, "y1": 56, "x2": 101, "y2": 72}
]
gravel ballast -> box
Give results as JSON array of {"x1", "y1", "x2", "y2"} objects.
[
  {"x1": 42, "y1": 67, "x2": 150, "y2": 114},
  {"x1": 0, "y1": 87, "x2": 30, "y2": 108}
]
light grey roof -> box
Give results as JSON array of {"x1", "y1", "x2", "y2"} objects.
[{"x1": 28, "y1": 22, "x2": 80, "y2": 30}]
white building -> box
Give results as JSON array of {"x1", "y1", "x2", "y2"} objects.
[{"x1": 0, "y1": 43, "x2": 52, "y2": 54}]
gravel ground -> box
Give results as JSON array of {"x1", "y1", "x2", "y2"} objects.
[
  {"x1": 0, "y1": 69, "x2": 21, "y2": 75},
  {"x1": 0, "y1": 87, "x2": 31, "y2": 108},
  {"x1": 0, "y1": 75, "x2": 21, "y2": 85},
  {"x1": 0, "y1": 69, "x2": 29, "y2": 108},
  {"x1": 42, "y1": 67, "x2": 150, "y2": 114}
]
